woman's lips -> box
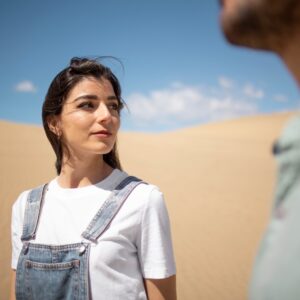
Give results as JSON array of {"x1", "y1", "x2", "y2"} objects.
[{"x1": 92, "y1": 130, "x2": 112, "y2": 137}]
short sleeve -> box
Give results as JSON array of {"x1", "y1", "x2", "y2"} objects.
[
  {"x1": 136, "y1": 187, "x2": 176, "y2": 279},
  {"x1": 11, "y1": 191, "x2": 28, "y2": 269}
]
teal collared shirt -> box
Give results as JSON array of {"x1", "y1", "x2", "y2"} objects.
[{"x1": 250, "y1": 115, "x2": 300, "y2": 300}]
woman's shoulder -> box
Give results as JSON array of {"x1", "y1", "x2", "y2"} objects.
[
  {"x1": 135, "y1": 180, "x2": 162, "y2": 197},
  {"x1": 13, "y1": 189, "x2": 30, "y2": 207},
  {"x1": 127, "y1": 176, "x2": 166, "y2": 209},
  {"x1": 12, "y1": 188, "x2": 32, "y2": 221},
  {"x1": 12, "y1": 181, "x2": 51, "y2": 212},
  {"x1": 115, "y1": 170, "x2": 160, "y2": 193}
]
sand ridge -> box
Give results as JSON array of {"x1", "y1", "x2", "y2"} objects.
[{"x1": 0, "y1": 112, "x2": 295, "y2": 299}]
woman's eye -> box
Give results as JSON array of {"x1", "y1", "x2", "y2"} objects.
[
  {"x1": 108, "y1": 103, "x2": 119, "y2": 111},
  {"x1": 78, "y1": 101, "x2": 94, "y2": 109}
]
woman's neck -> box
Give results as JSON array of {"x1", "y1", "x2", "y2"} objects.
[{"x1": 57, "y1": 154, "x2": 113, "y2": 188}]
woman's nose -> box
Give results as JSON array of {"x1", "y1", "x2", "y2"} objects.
[{"x1": 95, "y1": 103, "x2": 111, "y2": 123}]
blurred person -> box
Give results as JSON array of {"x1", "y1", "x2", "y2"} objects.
[
  {"x1": 219, "y1": 0, "x2": 300, "y2": 299},
  {"x1": 10, "y1": 57, "x2": 176, "y2": 300}
]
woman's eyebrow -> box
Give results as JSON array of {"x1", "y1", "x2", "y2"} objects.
[
  {"x1": 72, "y1": 94, "x2": 118, "y2": 102},
  {"x1": 72, "y1": 94, "x2": 98, "y2": 102},
  {"x1": 107, "y1": 95, "x2": 118, "y2": 101}
]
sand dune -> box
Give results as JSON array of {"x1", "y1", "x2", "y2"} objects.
[{"x1": 0, "y1": 112, "x2": 295, "y2": 299}]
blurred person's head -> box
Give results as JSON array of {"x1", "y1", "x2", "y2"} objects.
[
  {"x1": 219, "y1": 0, "x2": 300, "y2": 54},
  {"x1": 219, "y1": 0, "x2": 300, "y2": 85}
]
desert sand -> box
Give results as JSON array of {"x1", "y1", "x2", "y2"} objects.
[{"x1": 0, "y1": 112, "x2": 296, "y2": 299}]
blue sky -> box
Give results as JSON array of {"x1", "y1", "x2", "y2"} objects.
[{"x1": 1, "y1": 0, "x2": 299, "y2": 132}]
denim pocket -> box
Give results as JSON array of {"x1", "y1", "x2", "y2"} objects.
[{"x1": 24, "y1": 259, "x2": 80, "y2": 300}]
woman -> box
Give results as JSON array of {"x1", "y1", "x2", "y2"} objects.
[{"x1": 10, "y1": 57, "x2": 176, "y2": 300}]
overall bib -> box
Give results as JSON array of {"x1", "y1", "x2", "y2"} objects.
[{"x1": 16, "y1": 176, "x2": 143, "y2": 300}]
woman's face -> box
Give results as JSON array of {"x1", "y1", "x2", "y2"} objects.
[{"x1": 53, "y1": 77, "x2": 120, "y2": 159}]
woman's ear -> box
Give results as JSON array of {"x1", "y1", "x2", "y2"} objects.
[{"x1": 47, "y1": 115, "x2": 62, "y2": 138}]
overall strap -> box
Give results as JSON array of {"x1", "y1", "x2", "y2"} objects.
[
  {"x1": 21, "y1": 184, "x2": 48, "y2": 241},
  {"x1": 82, "y1": 176, "x2": 143, "y2": 243}
]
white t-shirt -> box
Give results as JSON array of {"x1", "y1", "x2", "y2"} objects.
[{"x1": 11, "y1": 169, "x2": 176, "y2": 299}]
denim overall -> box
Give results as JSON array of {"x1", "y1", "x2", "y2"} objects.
[{"x1": 16, "y1": 176, "x2": 143, "y2": 300}]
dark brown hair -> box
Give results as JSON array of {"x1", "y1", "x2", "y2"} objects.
[{"x1": 42, "y1": 57, "x2": 124, "y2": 174}]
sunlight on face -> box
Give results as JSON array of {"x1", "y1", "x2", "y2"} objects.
[{"x1": 58, "y1": 77, "x2": 121, "y2": 159}]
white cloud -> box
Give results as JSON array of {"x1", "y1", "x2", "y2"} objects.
[
  {"x1": 273, "y1": 94, "x2": 288, "y2": 103},
  {"x1": 243, "y1": 83, "x2": 264, "y2": 99},
  {"x1": 218, "y1": 76, "x2": 234, "y2": 89},
  {"x1": 14, "y1": 80, "x2": 37, "y2": 93},
  {"x1": 126, "y1": 81, "x2": 259, "y2": 129}
]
